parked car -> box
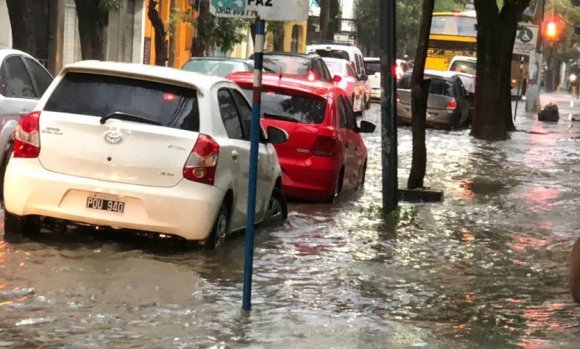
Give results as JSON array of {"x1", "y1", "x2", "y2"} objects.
[
  {"x1": 397, "y1": 70, "x2": 470, "y2": 129},
  {"x1": 0, "y1": 49, "x2": 54, "y2": 200},
  {"x1": 3, "y1": 61, "x2": 288, "y2": 248},
  {"x1": 249, "y1": 52, "x2": 333, "y2": 83},
  {"x1": 322, "y1": 57, "x2": 367, "y2": 113},
  {"x1": 228, "y1": 72, "x2": 375, "y2": 203},
  {"x1": 181, "y1": 57, "x2": 253, "y2": 77},
  {"x1": 363, "y1": 57, "x2": 381, "y2": 100},
  {"x1": 306, "y1": 43, "x2": 370, "y2": 108},
  {"x1": 364, "y1": 57, "x2": 412, "y2": 100}
]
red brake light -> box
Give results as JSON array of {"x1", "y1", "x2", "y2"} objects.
[
  {"x1": 312, "y1": 136, "x2": 340, "y2": 157},
  {"x1": 183, "y1": 134, "x2": 219, "y2": 185},
  {"x1": 14, "y1": 111, "x2": 41, "y2": 158},
  {"x1": 447, "y1": 98, "x2": 457, "y2": 110}
]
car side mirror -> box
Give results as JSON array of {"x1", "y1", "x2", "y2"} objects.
[
  {"x1": 357, "y1": 120, "x2": 376, "y2": 133},
  {"x1": 266, "y1": 126, "x2": 288, "y2": 144},
  {"x1": 332, "y1": 75, "x2": 342, "y2": 83},
  {"x1": 353, "y1": 110, "x2": 363, "y2": 118}
]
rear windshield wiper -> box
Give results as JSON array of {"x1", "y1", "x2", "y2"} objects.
[
  {"x1": 263, "y1": 113, "x2": 299, "y2": 123},
  {"x1": 100, "y1": 112, "x2": 161, "y2": 126}
]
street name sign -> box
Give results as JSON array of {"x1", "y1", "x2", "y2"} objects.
[
  {"x1": 210, "y1": 0, "x2": 309, "y2": 21},
  {"x1": 513, "y1": 23, "x2": 538, "y2": 56}
]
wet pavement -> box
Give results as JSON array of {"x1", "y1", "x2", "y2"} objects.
[{"x1": 1, "y1": 92, "x2": 579, "y2": 348}]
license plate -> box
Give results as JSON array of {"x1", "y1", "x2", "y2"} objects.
[{"x1": 86, "y1": 196, "x2": 125, "y2": 213}]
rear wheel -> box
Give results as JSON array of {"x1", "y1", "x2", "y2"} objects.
[
  {"x1": 356, "y1": 160, "x2": 367, "y2": 190},
  {"x1": 265, "y1": 188, "x2": 288, "y2": 223},
  {"x1": 3, "y1": 211, "x2": 40, "y2": 242},
  {"x1": 204, "y1": 204, "x2": 229, "y2": 249},
  {"x1": 327, "y1": 170, "x2": 343, "y2": 203},
  {"x1": 0, "y1": 143, "x2": 13, "y2": 203}
]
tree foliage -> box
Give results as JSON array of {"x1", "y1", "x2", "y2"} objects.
[{"x1": 191, "y1": 0, "x2": 246, "y2": 57}]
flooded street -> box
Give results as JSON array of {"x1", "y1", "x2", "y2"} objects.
[{"x1": 1, "y1": 94, "x2": 579, "y2": 348}]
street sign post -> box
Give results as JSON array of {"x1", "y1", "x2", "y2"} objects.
[
  {"x1": 513, "y1": 23, "x2": 539, "y2": 56},
  {"x1": 211, "y1": 0, "x2": 308, "y2": 312},
  {"x1": 210, "y1": 0, "x2": 309, "y2": 21}
]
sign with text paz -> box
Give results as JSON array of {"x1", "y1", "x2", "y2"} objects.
[
  {"x1": 210, "y1": 0, "x2": 309, "y2": 21},
  {"x1": 513, "y1": 23, "x2": 538, "y2": 56}
]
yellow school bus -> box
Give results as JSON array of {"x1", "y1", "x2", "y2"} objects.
[
  {"x1": 426, "y1": 10, "x2": 528, "y2": 96},
  {"x1": 426, "y1": 11, "x2": 477, "y2": 71}
]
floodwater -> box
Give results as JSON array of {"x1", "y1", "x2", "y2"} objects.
[{"x1": 1, "y1": 94, "x2": 579, "y2": 348}]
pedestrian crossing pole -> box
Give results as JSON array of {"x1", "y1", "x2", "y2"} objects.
[
  {"x1": 379, "y1": 0, "x2": 398, "y2": 213},
  {"x1": 242, "y1": 18, "x2": 265, "y2": 312}
]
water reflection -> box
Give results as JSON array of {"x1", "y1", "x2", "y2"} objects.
[{"x1": 0, "y1": 103, "x2": 579, "y2": 348}]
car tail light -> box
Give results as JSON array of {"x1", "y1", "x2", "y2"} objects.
[
  {"x1": 312, "y1": 136, "x2": 339, "y2": 157},
  {"x1": 446, "y1": 98, "x2": 457, "y2": 110},
  {"x1": 14, "y1": 111, "x2": 41, "y2": 158},
  {"x1": 183, "y1": 134, "x2": 219, "y2": 185}
]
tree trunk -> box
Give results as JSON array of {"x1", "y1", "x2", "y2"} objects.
[
  {"x1": 471, "y1": 1, "x2": 527, "y2": 140},
  {"x1": 407, "y1": 0, "x2": 434, "y2": 190},
  {"x1": 525, "y1": 0, "x2": 544, "y2": 113},
  {"x1": 191, "y1": 0, "x2": 214, "y2": 57},
  {"x1": 319, "y1": 0, "x2": 330, "y2": 41},
  {"x1": 148, "y1": 0, "x2": 167, "y2": 65},
  {"x1": 74, "y1": 0, "x2": 108, "y2": 60},
  {"x1": 269, "y1": 22, "x2": 284, "y2": 51},
  {"x1": 6, "y1": 0, "x2": 36, "y2": 55}
]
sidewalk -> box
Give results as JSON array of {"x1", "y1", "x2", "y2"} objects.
[{"x1": 514, "y1": 92, "x2": 580, "y2": 139}]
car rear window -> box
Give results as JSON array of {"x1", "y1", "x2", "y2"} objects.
[
  {"x1": 428, "y1": 77, "x2": 454, "y2": 96},
  {"x1": 182, "y1": 60, "x2": 250, "y2": 77},
  {"x1": 314, "y1": 49, "x2": 349, "y2": 61},
  {"x1": 364, "y1": 62, "x2": 380, "y2": 74},
  {"x1": 397, "y1": 74, "x2": 453, "y2": 97},
  {"x1": 241, "y1": 88, "x2": 326, "y2": 124},
  {"x1": 45, "y1": 72, "x2": 200, "y2": 131},
  {"x1": 262, "y1": 55, "x2": 310, "y2": 76}
]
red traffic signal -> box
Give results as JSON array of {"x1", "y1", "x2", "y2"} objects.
[{"x1": 542, "y1": 17, "x2": 564, "y2": 41}]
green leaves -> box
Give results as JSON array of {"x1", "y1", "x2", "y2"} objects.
[{"x1": 99, "y1": 0, "x2": 121, "y2": 11}]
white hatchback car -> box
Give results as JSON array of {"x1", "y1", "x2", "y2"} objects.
[{"x1": 3, "y1": 61, "x2": 287, "y2": 248}]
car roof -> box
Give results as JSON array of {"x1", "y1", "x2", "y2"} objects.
[
  {"x1": 403, "y1": 69, "x2": 459, "y2": 79},
  {"x1": 450, "y1": 56, "x2": 477, "y2": 63},
  {"x1": 60, "y1": 60, "x2": 232, "y2": 96},
  {"x1": 185, "y1": 57, "x2": 250, "y2": 63},
  {"x1": 227, "y1": 72, "x2": 335, "y2": 99},
  {"x1": 0, "y1": 49, "x2": 35, "y2": 61},
  {"x1": 261, "y1": 51, "x2": 320, "y2": 59},
  {"x1": 321, "y1": 57, "x2": 349, "y2": 65},
  {"x1": 307, "y1": 43, "x2": 363, "y2": 54}
]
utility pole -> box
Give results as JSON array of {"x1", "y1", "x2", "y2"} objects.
[
  {"x1": 379, "y1": 0, "x2": 398, "y2": 213},
  {"x1": 525, "y1": 0, "x2": 545, "y2": 113}
]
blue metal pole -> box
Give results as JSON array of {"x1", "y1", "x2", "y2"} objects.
[{"x1": 242, "y1": 18, "x2": 265, "y2": 312}]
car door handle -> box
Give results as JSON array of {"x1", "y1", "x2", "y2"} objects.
[{"x1": 232, "y1": 150, "x2": 239, "y2": 161}]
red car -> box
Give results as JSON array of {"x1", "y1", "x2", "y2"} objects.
[
  {"x1": 322, "y1": 57, "x2": 367, "y2": 113},
  {"x1": 228, "y1": 72, "x2": 375, "y2": 203}
]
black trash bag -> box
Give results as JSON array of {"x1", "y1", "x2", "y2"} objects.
[{"x1": 538, "y1": 103, "x2": 559, "y2": 122}]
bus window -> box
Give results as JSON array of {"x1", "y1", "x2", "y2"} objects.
[{"x1": 430, "y1": 16, "x2": 477, "y2": 37}]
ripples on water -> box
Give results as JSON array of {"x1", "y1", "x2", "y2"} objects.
[{"x1": 1, "y1": 104, "x2": 579, "y2": 348}]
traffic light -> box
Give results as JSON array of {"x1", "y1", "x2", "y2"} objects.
[{"x1": 542, "y1": 17, "x2": 564, "y2": 42}]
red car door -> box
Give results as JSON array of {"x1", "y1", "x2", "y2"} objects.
[{"x1": 335, "y1": 94, "x2": 360, "y2": 191}]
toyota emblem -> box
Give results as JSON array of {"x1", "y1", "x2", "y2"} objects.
[{"x1": 104, "y1": 130, "x2": 123, "y2": 144}]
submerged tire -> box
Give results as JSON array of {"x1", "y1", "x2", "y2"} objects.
[
  {"x1": 0, "y1": 143, "x2": 13, "y2": 203},
  {"x1": 204, "y1": 204, "x2": 229, "y2": 250},
  {"x1": 265, "y1": 187, "x2": 288, "y2": 223},
  {"x1": 3, "y1": 211, "x2": 40, "y2": 241}
]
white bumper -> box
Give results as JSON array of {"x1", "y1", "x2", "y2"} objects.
[{"x1": 4, "y1": 158, "x2": 225, "y2": 241}]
